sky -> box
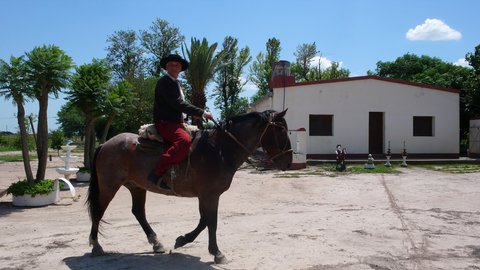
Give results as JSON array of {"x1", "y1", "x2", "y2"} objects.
[{"x1": 1, "y1": 0, "x2": 479, "y2": 132}]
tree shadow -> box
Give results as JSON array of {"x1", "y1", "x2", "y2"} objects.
[
  {"x1": 63, "y1": 251, "x2": 216, "y2": 270},
  {"x1": 0, "y1": 201, "x2": 29, "y2": 216}
]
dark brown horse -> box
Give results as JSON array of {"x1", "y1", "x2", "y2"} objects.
[{"x1": 86, "y1": 110, "x2": 292, "y2": 264}]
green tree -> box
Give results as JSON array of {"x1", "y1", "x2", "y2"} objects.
[
  {"x1": 213, "y1": 36, "x2": 252, "y2": 119},
  {"x1": 0, "y1": 56, "x2": 35, "y2": 182},
  {"x1": 67, "y1": 59, "x2": 110, "y2": 169},
  {"x1": 106, "y1": 30, "x2": 146, "y2": 82},
  {"x1": 99, "y1": 81, "x2": 136, "y2": 143},
  {"x1": 250, "y1": 38, "x2": 281, "y2": 103},
  {"x1": 139, "y1": 18, "x2": 185, "y2": 76},
  {"x1": 26, "y1": 45, "x2": 74, "y2": 181},
  {"x1": 50, "y1": 129, "x2": 65, "y2": 156},
  {"x1": 112, "y1": 76, "x2": 157, "y2": 133},
  {"x1": 57, "y1": 101, "x2": 85, "y2": 139},
  {"x1": 465, "y1": 44, "x2": 480, "y2": 116},
  {"x1": 183, "y1": 37, "x2": 223, "y2": 126},
  {"x1": 290, "y1": 42, "x2": 317, "y2": 82},
  {"x1": 308, "y1": 61, "x2": 350, "y2": 81}
]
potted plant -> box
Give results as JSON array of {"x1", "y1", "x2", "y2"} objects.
[
  {"x1": 76, "y1": 167, "x2": 91, "y2": 182},
  {"x1": 7, "y1": 179, "x2": 57, "y2": 207}
]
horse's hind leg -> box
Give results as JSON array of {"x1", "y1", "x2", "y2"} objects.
[
  {"x1": 88, "y1": 186, "x2": 119, "y2": 256},
  {"x1": 126, "y1": 184, "x2": 166, "y2": 253}
]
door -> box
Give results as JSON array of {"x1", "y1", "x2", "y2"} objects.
[{"x1": 369, "y1": 112, "x2": 384, "y2": 154}]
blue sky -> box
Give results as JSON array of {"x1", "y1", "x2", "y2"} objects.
[{"x1": 1, "y1": 0, "x2": 478, "y2": 132}]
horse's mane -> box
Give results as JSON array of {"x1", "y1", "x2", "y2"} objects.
[{"x1": 226, "y1": 110, "x2": 274, "y2": 124}]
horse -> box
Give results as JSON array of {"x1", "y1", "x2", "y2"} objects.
[{"x1": 86, "y1": 109, "x2": 293, "y2": 264}]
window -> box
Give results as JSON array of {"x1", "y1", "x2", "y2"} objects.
[
  {"x1": 309, "y1": 114, "x2": 333, "y2": 136},
  {"x1": 413, "y1": 116, "x2": 434, "y2": 136}
]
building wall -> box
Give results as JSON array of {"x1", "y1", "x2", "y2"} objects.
[
  {"x1": 248, "y1": 96, "x2": 272, "y2": 113},
  {"x1": 271, "y1": 78, "x2": 459, "y2": 156}
]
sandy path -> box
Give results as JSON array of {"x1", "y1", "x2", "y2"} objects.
[{"x1": 0, "y1": 157, "x2": 479, "y2": 269}]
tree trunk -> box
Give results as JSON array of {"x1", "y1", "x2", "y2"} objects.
[
  {"x1": 191, "y1": 88, "x2": 206, "y2": 129},
  {"x1": 191, "y1": 88, "x2": 206, "y2": 109},
  {"x1": 35, "y1": 89, "x2": 49, "y2": 181},
  {"x1": 100, "y1": 114, "x2": 115, "y2": 144},
  {"x1": 16, "y1": 103, "x2": 34, "y2": 182},
  {"x1": 83, "y1": 116, "x2": 96, "y2": 170}
]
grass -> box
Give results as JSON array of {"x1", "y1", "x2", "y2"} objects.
[
  {"x1": 0, "y1": 154, "x2": 26, "y2": 163},
  {"x1": 412, "y1": 164, "x2": 480, "y2": 173},
  {"x1": 274, "y1": 163, "x2": 402, "y2": 178},
  {"x1": 273, "y1": 162, "x2": 480, "y2": 178},
  {"x1": 0, "y1": 146, "x2": 20, "y2": 152}
]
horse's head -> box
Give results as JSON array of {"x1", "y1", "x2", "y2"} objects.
[{"x1": 260, "y1": 109, "x2": 293, "y2": 171}]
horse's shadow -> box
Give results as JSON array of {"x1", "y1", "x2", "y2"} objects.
[{"x1": 63, "y1": 251, "x2": 216, "y2": 270}]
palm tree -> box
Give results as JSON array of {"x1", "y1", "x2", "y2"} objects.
[
  {"x1": 26, "y1": 45, "x2": 74, "y2": 180},
  {"x1": 182, "y1": 38, "x2": 223, "y2": 126},
  {"x1": 0, "y1": 56, "x2": 35, "y2": 182}
]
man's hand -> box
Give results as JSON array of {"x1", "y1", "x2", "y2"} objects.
[{"x1": 203, "y1": 111, "x2": 213, "y2": 120}]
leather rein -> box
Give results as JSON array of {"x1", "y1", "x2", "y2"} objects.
[{"x1": 214, "y1": 118, "x2": 293, "y2": 161}]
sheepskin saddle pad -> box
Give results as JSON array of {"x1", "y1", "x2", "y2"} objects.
[{"x1": 137, "y1": 123, "x2": 200, "y2": 151}]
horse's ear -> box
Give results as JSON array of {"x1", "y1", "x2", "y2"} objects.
[{"x1": 274, "y1": 108, "x2": 288, "y2": 120}]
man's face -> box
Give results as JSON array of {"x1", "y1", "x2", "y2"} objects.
[{"x1": 166, "y1": 61, "x2": 182, "y2": 79}]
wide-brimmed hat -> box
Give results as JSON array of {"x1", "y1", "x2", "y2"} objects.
[{"x1": 160, "y1": 54, "x2": 189, "y2": 71}]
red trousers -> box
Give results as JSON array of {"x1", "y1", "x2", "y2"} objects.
[{"x1": 153, "y1": 121, "x2": 191, "y2": 176}]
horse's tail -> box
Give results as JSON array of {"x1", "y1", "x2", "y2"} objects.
[{"x1": 86, "y1": 145, "x2": 103, "y2": 223}]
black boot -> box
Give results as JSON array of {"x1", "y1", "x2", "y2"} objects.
[
  {"x1": 159, "y1": 179, "x2": 170, "y2": 190},
  {"x1": 147, "y1": 172, "x2": 170, "y2": 190}
]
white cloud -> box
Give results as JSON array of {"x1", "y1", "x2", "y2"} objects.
[
  {"x1": 309, "y1": 56, "x2": 342, "y2": 70},
  {"x1": 454, "y1": 58, "x2": 471, "y2": 68},
  {"x1": 406, "y1": 18, "x2": 462, "y2": 41},
  {"x1": 239, "y1": 77, "x2": 258, "y2": 98}
]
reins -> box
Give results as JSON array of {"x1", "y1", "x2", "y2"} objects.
[{"x1": 210, "y1": 116, "x2": 292, "y2": 160}]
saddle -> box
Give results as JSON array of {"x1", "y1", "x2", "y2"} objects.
[{"x1": 137, "y1": 123, "x2": 200, "y2": 190}]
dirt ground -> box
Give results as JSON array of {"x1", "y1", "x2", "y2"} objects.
[{"x1": 1, "y1": 155, "x2": 480, "y2": 270}]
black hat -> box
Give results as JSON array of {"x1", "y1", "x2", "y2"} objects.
[{"x1": 160, "y1": 54, "x2": 189, "y2": 71}]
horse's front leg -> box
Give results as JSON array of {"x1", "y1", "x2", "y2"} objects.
[
  {"x1": 202, "y1": 195, "x2": 227, "y2": 264},
  {"x1": 175, "y1": 195, "x2": 227, "y2": 264}
]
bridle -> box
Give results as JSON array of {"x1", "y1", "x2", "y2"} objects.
[
  {"x1": 266, "y1": 122, "x2": 294, "y2": 160},
  {"x1": 214, "y1": 116, "x2": 293, "y2": 161}
]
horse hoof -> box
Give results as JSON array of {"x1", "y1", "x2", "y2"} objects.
[
  {"x1": 174, "y1": 235, "x2": 188, "y2": 249},
  {"x1": 91, "y1": 245, "x2": 105, "y2": 256},
  {"x1": 214, "y1": 253, "x2": 228, "y2": 264},
  {"x1": 153, "y1": 243, "x2": 167, "y2": 253}
]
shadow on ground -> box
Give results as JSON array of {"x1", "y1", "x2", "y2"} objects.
[
  {"x1": 63, "y1": 251, "x2": 215, "y2": 270},
  {"x1": 0, "y1": 201, "x2": 29, "y2": 216}
]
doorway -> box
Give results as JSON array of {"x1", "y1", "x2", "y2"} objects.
[{"x1": 369, "y1": 112, "x2": 384, "y2": 154}]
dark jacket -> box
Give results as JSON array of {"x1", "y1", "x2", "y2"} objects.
[{"x1": 153, "y1": 75, "x2": 204, "y2": 123}]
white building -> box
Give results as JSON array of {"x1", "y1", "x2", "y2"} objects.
[{"x1": 250, "y1": 63, "x2": 460, "y2": 159}]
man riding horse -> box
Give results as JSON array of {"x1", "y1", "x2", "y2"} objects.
[{"x1": 149, "y1": 54, "x2": 213, "y2": 189}]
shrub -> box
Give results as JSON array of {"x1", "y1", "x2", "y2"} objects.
[
  {"x1": 6, "y1": 179, "x2": 55, "y2": 196},
  {"x1": 13, "y1": 134, "x2": 36, "y2": 150}
]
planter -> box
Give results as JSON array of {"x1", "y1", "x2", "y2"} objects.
[
  {"x1": 10, "y1": 179, "x2": 76, "y2": 207},
  {"x1": 12, "y1": 191, "x2": 56, "y2": 207},
  {"x1": 8, "y1": 179, "x2": 57, "y2": 207},
  {"x1": 76, "y1": 171, "x2": 91, "y2": 182}
]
